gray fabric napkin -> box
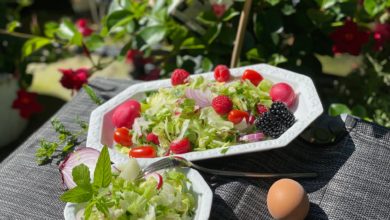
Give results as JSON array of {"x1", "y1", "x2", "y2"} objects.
[{"x1": 0, "y1": 77, "x2": 389, "y2": 220}]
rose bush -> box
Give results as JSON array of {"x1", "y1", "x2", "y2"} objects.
[{"x1": 2, "y1": 0, "x2": 390, "y2": 126}]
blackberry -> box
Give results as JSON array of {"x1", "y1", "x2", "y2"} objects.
[{"x1": 255, "y1": 102, "x2": 295, "y2": 138}]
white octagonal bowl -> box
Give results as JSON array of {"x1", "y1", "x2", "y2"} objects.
[
  {"x1": 87, "y1": 64, "x2": 323, "y2": 164},
  {"x1": 64, "y1": 168, "x2": 213, "y2": 220}
]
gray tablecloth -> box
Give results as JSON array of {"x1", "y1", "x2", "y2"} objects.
[{"x1": 0, "y1": 78, "x2": 389, "y2": 220}]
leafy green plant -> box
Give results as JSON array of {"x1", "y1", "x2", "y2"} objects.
[
  {"x1": 35, "y1": 117, "x2": 88, "y2": 165},
  {"x1": 3, "y1": 0, "x2": 390, "y2": 126}
]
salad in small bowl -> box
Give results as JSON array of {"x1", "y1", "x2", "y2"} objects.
[
  {"x1": 87, "y1": 64, "x2": 323, "y2": 163},
  {"x1": 62, "y1": 147, "x2": 212, "y2": 220}
]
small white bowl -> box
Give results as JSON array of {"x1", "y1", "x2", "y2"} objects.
[
  {"x1": 87, "y1": 64, "x2": 323, "y2": 164},
  {"x1": 64, "y1": 168, "x2": 213, "y2": 220}
]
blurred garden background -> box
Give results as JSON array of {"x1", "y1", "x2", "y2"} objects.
[{"x1": 0, "y1": 0, "x2": 389, "y2": 156}]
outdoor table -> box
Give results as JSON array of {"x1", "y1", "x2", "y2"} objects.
[{"x1": 0, "y1": 77, "x2": 389, "y2": 220}]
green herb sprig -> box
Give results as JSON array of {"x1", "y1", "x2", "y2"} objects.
[
  {"x1": 35, "y1": 117, "x2": 89, "y2": 165},
  {"x1": 60, "y1": 146, "x2": 112, "y2": 220}
]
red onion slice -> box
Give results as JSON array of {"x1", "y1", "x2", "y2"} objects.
[
  {"x1": 185, "y1": 88, "x2": 213, "y2": 108},
  {"x1": 59, "y1": 147, "x2": 100, "y2": 189},
  {"x1": 239, "y1": 132, "x2": 265, "y2": 142},
  {"x1": 145, "y1": 173, "x2": 163, "y2": 190}
]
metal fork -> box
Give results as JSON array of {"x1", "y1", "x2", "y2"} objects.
[{"x1": 139, "y1": 156, "x2": 317, "y2": 178}]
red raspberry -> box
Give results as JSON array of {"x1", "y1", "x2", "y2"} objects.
[
  {"x1": 214, "y1": 65, "x2": 230, "y2": 82},
  {"x1": 146, "y1": 133, "x2": 159, "y2": 145},
  {"x1": 171, "y1": 69, "x2": 190, "y2": 86},
  {"x1": 170, "y1": 138, "x2": 191, "y2": 154},
  {"x1": 212, "y1": 95, "x2": 233, "y2": 115},
  {"x1": 257, "y1": 104, "x2": 268, "y2": 115}
]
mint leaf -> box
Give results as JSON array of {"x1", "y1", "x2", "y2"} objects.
[
  {"x1": 93, "y1": 146, "x2": 112, "y2": 189},
  {"x1": 60, "y1": 186, "x2": 92, "y2": 203},
  {"x1": 84, "y1": 201, "x2": 95, "y2": 220},
  {"x1": 72, "y1": 164, "x2": 91, "y2": 187}
]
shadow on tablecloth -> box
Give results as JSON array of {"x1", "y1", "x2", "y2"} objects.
[{"x1": 199, "y1": 115, "x2": 390, "y2": 220}]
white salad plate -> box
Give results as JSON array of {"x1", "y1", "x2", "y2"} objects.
[
  {"x1": 64, "y1": 167, "x2": 213, "y2": 220},
  {"x1": 87, "y1": 64, "x2": 323, "y2": 164}
]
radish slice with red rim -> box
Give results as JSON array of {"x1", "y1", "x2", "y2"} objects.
[
  {"x1": 239, "y1": 132, "x2": 265, "y2": 142},
  {"x1": 59, "y1": 147, "x2": 100, "y2": 189},
  {"x1": 145, "y1": 173, "x2": 163, "y2": 190}
]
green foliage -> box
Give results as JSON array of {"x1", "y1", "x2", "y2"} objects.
[
  {"x1": 35, "y1": 118, "x2": 88, "y2": 165},
  {"x1": 3, "y1": 0, "x2": 389, "y2": 126},
  {"x1": 83, "y1": 85, "x2": 103, "y2": 105}
]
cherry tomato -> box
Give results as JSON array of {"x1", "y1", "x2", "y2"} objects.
[
  {"x1": 113, "y1": 127, "x2": 132, "y2": 146},
  {"x1": 129, "y1": 146, "x2": 157, "y2": 158},
  {"x1": 228, "y1": 110, "x2": 249, "y2": 124},
  {"x1": 241, "y1": 69, "x2": 263, "y2": 86}
]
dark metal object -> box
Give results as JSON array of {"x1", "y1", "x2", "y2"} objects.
[{"x1": 299, "y1": 113, "x2": 348, "y2": 147}]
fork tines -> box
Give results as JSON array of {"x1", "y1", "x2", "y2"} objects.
[{"x1": 143, "y1": 157, "x2": 176, "y2": 175}]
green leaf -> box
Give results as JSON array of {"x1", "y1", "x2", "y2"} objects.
[
  {"x1": 35, "y1": 139, "x2": 59, "y2": 165},
  {"x1": 351, "y1": 105, "x2": 367, "y2": 118},
  {"x1": 44, "y1": 22, "x2": 59, "y2": 38},
  {"x1": 60, "y1": 186, "x2": 92, "y2": 203},
  {"x1": 56, "y1": 20, "x2": 82, "y2": 46},
  {"x1": 105, "y1": 10, "x2": 132, "y2": 30},
  {"x1": 17, "y1": 0, "x2": 33, "y2": 7},
  {"x1": 139, "y1": 25, "x2": 167, "y2": 45},
  {"x1": 72, "y1": 164, "x2": 91, "y2": 187},
  {"x1": 93, "y1": 146, "x2": 112, "y2": 189},
  {"x1": 85, "y1": 34, "x2": 104, "y2": 51},
  {"x1": 197, "y1": 11, "x2": 218, "y2": 26},
  {"x1": 6, "y1": 21, "x2": 21, "y2": 32},
  {"x1": 222, "y1": 8, "x2": 240, "y2": 21},
  {"x1": 181, "y1": 37, "x2": 205, "y2": 49},
  {"x1": 203, "y1": 24, "x2": 222, "y2": 44},
  {"x1": 281, "y1": 4, "x2": 296, "y2": 15},
  {"x1": 83, "y1": 85, "x2": 103, "y2": 105},
  {"x1": 268, "y1": 54, "x2": 287, "y2": 66},
  {"x1": 363, "y1": 0, "x2": 387, "y2": 17},
  {"x1": 265, "y1": 0, "x2": 280, "y2": 6},
  {"x1": 307, "y1": 9, "x2": 333, "y2": 27},
  {"x1": 315, "y1": 0, "x2": 337, "y2": 9},
  {"x1": 201, "y1": 57, "x2": 213, "y2": 72},
  {"x1": 21, "y1": 37, "x2": 51, "y2": 59},
  {"x1": 246, "y1": 48, "x2": 265, "y2": 62},
  {"x1": 328, "y1": 103, "x2": 352, "y2": 116},
  {"x1": 84, "y1": 201, "x2": 95, "y2": 220}
]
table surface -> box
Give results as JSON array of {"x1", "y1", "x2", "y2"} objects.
[{"x1": 0, "y1": 77, "x2": 390, "y2": 220}]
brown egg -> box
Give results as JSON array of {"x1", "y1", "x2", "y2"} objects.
[{"x1": 266, "y1": 178, "x2": 309, "y2": 220}]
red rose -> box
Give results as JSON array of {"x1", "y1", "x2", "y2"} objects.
[
  {"x1": 212, "y1": 4, "x2": 227, "y2": 18},
  {"x1": 126, "y1": 50, "x2": 144, "y2": 63},
  {"x1": 76, "y1": 19, "x2": 93, "y2": 37},
  {"x1": 330, "y1": 19, "x2": 369, "y2": 56},
  {"x1": 138, "y1": 68, "x2": 161, "y2": 81},
  {"x1": 12, "y1": 90, "x2": 43, "y2": 119},
  {"x1": 59, "y1": 68, "x2": 90, "y2": 90},
  {"x1": 373, "y1": 23, "x2": 390, "y2": 51}
]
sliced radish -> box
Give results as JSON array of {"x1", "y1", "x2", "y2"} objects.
[
  {"x1": 145, "y1": 173, "x2": 163, "y2": 190},
  {"x1": 239, "y1": 132, "x2": 265, "y2": 142},
  {"x1": 59, "y1": 147, "x2": 100, "y2": 189}
]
